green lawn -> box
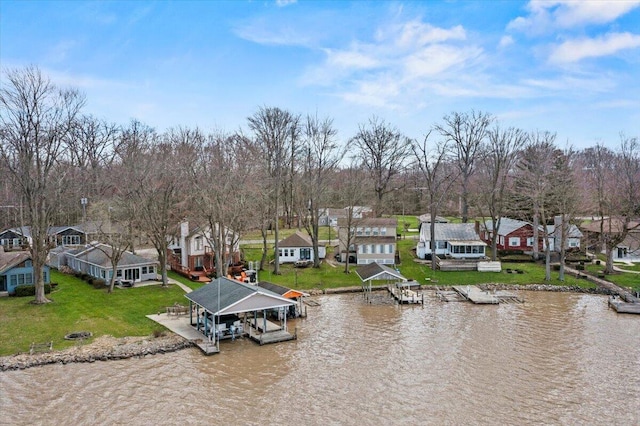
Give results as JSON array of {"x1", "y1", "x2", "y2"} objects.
[
  {"x1": 583, "y1": 263, "x2": 640, "y2": 293},
  {"x1": 0, "y1": 270, "x2": 190, "y2": 356}
]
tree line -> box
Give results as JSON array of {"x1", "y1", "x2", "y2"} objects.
[{"x1": 1, "y1": 66, "x2": 638, "y2": 303}]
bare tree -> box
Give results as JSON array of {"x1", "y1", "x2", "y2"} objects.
[
  {"x1": 0, "y1": 66, "x2": 85, "y2": 303},
  {"x1": 299, "y1": 114, "x2": 344, "y2": 268},
  {"x1": 190, "y1": 131, "x2": 254, "y2": 277},
  {"x1": 248, "y1": 106, "x2": 299, "y2": 274},
  {"x1": 513, "y1": 132, "x2": 559, "y2": 281},
  {"x1": 475, "y1": 126, "x2": 527, "y2": 260},
  {"x1": 435, "y1": 110, "x2": 492, "y2": 222},
  {"x1": 336, "y1": 163, "x2": 367, "y2": 274},
  {"x1": 351, "y1": 116, "x2": 411, "y2": 217},
  {"x1": 412, "y1": 132, "x2": 459, "y2": 271}
]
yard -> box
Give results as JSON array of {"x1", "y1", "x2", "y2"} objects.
[{"x1": 0, "y1": 270, "x2": 190, "y2": 356}]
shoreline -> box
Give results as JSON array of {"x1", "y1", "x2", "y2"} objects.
[{"x1": 0, "y1": 284, "x2": 615, "y2": 372}]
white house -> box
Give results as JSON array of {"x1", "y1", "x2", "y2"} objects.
[
  {"x1": 65, "y1": 243, "x2": 158, "y2": 283},
  {"x1": 318, "y1": 208, "x2": 347, "y2": 227},
  {"x1": 546, "y1": 216, "x2": 583, "y2": 252},
  {"x1": 337, "y1": 217, "x2": 397, "y2": 265},
  {"x1": 417, "y1": 223, "x2": 486, "y2": 259},
  {"x1": 277, "y1": 231, "x2": 326, "y2": 264}
]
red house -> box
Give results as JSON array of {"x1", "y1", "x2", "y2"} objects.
[{"x1": 479, "y1": 218, "x2": 542, "y2": 251}]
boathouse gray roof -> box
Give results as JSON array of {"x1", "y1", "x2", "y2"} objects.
[
  {"x1": 356, "y1": 262, "x2": 406, "y2": 282},
  {"x1": 186, "y1": 277, "x2": 295, "y2": 316}
]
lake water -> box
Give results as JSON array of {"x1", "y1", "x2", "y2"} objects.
[{"x1": 1, "y1": 291, "x2": 639, "y2": 425}]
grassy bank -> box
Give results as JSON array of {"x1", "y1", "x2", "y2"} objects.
[{"x1": 0, "y1": 270, "x2": 189, "y2": 356}]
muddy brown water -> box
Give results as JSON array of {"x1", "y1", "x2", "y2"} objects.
[{"x1": 1, "y1": 291, "x2": 639, "y2": 425}]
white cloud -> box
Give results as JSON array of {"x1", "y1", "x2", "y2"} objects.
[
  {"x1": 508, "y1": 0, "x2": 640, "y2": 34},
  {"x1": 549, "y1": 32, "x2": 640, "y2": 63},
  {"x1": 499, "y1": 35, "x2": 514, "y2": 48},
  {"x1": 276, "y1": 0, "x2": 297, "y2": 7}
]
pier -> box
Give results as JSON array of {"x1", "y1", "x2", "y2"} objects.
[
  {"x1": 146, "y1": 313, "x2": 219, "y2": 355},
  {"x1": 453, "y1": 285, "x2": 499, "y2": 304},
  {"x1": 608, "y1": 296, "x2": 640, "y2": 314},
  {"x1": 387, "y1": 283, "x2": 424, "y2": 304},
  {"x1": 246, "y1": 316, "x2": 297, "y2": 345}
]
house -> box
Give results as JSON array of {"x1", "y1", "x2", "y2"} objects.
[
  {"x1": 416, "y1": 223, "x2": 486, "y2": 259},
  {"x1": 0, "y1": 225, "x2": 89, "y2": 251},
  {"x1": 581, "y1": 218, "x2": 640, "y2": 261},
  {"x1": 167, "y1": 221, "x2": 240, "y2": 280},
  {"x1": 277, "y1": 231, "x2": 325, "y2": 264},
  {"x1": 546, "y1": 216, "x2": 583, "y2": 252},
  {"x1": 350, "y1": 206, "x2": 373, "y2": 219},
  {"x1": 480, "y1": 218, "x2": 540, "y2": 252},
  {"x1": 337, "y1": 217, "x2": 397, "y2": 265},
  {"x1": 0, "y1": 248, "x2": 50, "y2": 295},
  {"x1": 318, "y1": 208, "x2": 347, "y2": 227},
  {"x1": 65, "y1": 243, "x2": 158, "y2": 284}
]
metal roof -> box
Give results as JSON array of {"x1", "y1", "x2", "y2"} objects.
[
  {"x1": 186, "y1": 277, "x2": 295, "y2": 316},
  {"x1": 420, "y1": 223, "x2": 484, "y2": 243}
]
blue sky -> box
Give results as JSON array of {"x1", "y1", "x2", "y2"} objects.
[{"x1": 2, "y1": 0, "x2": 639, "y2": 149}]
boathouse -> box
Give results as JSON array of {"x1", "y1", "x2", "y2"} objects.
[
  {"x1": 256, "y1": 281, "x2": 308, "y2": 318},
  {"x1": 185, "y1": 277, "x2": 297, "y2": 348}
]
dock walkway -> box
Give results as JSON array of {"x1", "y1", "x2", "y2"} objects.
[
  {"x1": 387, "y1": 284, "x2": 424, "y2": 304},
  {"x1": 453, "y1": 285, "x2": 499, "y2": 304},
  {"x1": 246, "y1": 317, "x2": 296, "y2": 345},
  {"x1": 146, "y1": 313, "x2": 219, "y2": 355}
]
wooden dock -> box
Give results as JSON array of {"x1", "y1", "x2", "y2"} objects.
[
  {"x1": 246, "y1": 317, "x2": 297, "y2": 345},
  {"x1": 388, "y1": 284, "x2": 424, "y2": 304},
  {"x1": 435, "y1": 287, "x2": 466, "y2": 302},
  {"x1": 146, "y1": 313, "x2": 220, "y2": 355},
  {"x1": 609, "y1": 297, "x2": 640, "y2": 314},
  {"x1": 452, "y1": 285, "x2": 499, "y2": 304}
]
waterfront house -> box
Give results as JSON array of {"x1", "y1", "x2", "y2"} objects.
[
  {"x1": 276, "y1": 231, "x2": 325, "y2": 264},
  {"x1": 0, "y1": 248, "x2": 50, "y2": 295},
  {"x1": 167, "y1": 220, "x2": 240, "y2": 281},
  {"x1": 337, "y1": 217, "x2": 397, "y2": 265},
  {"x1": 416, "y1": 223, "x2": 486, "y2": 259},
  {"x1": 581, "y1": 218, "x2": 640, "y2": 261},
  {"x1": 318, "y1": 208, "x2": 347, "y2": 227},
  {"x1": 480, "y1": 218, "x2": 539, "y2": 252},
  {"x1": 65, "y1": 243, "x2": 158, "y2": 284},
  {"x1": 0, "y1": 224, "x2": 98, "y2": 251}
]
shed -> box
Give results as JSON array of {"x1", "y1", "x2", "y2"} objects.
[{"x1": 257, "y1": 281, "x2": 309, "y2": 317}]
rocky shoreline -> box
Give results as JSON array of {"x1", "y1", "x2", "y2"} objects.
[
  {"x1": 0, "y1": 334, "x2": 193, "y2": 372},
  {"x1": 1, "y1": 284, "x2": 615, "y2": 372}
]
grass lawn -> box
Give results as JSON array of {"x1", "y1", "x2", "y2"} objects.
[
  {"x1": 583, "y1": 263, "x2": 640, "y2": 293},
  {"x1": 0, "y1": 270, "x2": 191, "y2": 356}
]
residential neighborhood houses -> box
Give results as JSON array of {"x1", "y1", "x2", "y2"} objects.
[{"x1": 277, "y1": 231, "x2": 325, "y2": 265}]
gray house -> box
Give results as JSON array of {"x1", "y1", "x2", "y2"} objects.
[
  {"x1": 65, "y1": 243, "x2": 158, "y2": 283},
  {"x1": 417, "y1": 223, "x2": 486, "y2": 259}
]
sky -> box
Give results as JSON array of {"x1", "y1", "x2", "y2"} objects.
[{"x1": 1, "y1": 0, "x2": 639, "y2": 149}]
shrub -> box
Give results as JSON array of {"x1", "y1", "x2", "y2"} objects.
[
  {"x1": 92, "y1": 278, "x2": 106, "y2": 288},
  {"x1": 13, "y1": 284, "x2": 52, "y2": 297}
]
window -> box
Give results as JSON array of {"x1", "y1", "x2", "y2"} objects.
[
  {"x1": 371, "y1": 245, "x2": 376, "y2": 254},
  {"x1": 509, "y1": 237, "x2": 520, "y2": 247},
  {"x1": 569, "y1": 240, "x2": 578, "y2": 248},
  {"x1": 10, "y1": 276, "x2": 17, "y2": 287},
  {"x1": 388, "y1": 244, "x2": 394, "y2": 254},
  {"x1": 372, "y1": 227, "x2": 379, "y2": 236},
  {"x1": 148, "y1": 266, "x2": 154, "y2": 274},
  {"x1": 25, "y1": 273, "x2": 33, "y2": 285},
  {"x1": 279, "y1": 249, "x2": 283, "y2": 257},
  {"x1": 526, "y1": 237, "x2": 534, "y2": 247},
  {"x1": 356, "y1": 228, "x2": 363, "y2": 236},
  {"x1": 364, "y1": 227, "x2": 371, "y2": 236},
  {"x1": 362, "y1": 245, "x2": 368, "y2": 254},
  {"x1": 116, "y1": 270, "x2": 122, "y2": 277},
  {"x1": 380, "y1": 227, "x2": 387, "y2": 236},
  {"x1": 62, "y1": 235, "x2": 81, "y2": 245},
  {"x1": 195, "y1": 237, "x2": 203, "y2": 251},
  {"x1": 142, "y1": 266, "x2": 148, "y2": 274}
]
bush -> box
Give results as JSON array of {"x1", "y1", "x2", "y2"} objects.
[
  {"x1": 13, "y1": 284, "x2": 52, "y2": 297},
  {"x1": 91, "y1": 278, "x2": 106, "y2": 288}
]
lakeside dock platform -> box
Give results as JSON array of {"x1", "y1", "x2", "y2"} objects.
[
  {"x1": 246, "y1": 317, "x2": 297, "y2": 345},
  {"x1": 608, "y1": 297, "x2": 640, "y2": 314},
  {"x1": 388, "y1": 283, "x2": 424, "y2": 304},
  {"x1": 146, "y1": 313, "x2": 219, "y2": 355},
  {"x1": 453, "y1": 285, "x2": 499, "y2": 304}
]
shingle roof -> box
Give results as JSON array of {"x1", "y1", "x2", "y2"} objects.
[
  {"x1": 278, "y1": 231, "x2": 312, "y2": 248},
  {"x1": 356, "y1": 262, "x2": 406, "y2": 282},
  {"x1": 71, "y1": 244, "x2": 157, "y2": 268},
  {"x1": 337, "y1": 217, "x2": 397, "y2": 227},
  {"x1": 0, "y1": 250, "x2": 31, "y2": 274},
  {"x1": 482, "y1": 218, "x2": 531, "y2": 236}
]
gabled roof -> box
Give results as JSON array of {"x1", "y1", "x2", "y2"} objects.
[
  {"x1": 418, "y1": 214, "x2": 449, "y2": 223},
  {"x1": 69, "y1": 243, "x2": 157, "y2": 268},
  {"x1": 356, "y1": 262, "x2": 406, "y2": 282},
  {"x1": 482, "y1": 218, "x2": 532, "y2": 236},
  {"x1": 186, "y1": 277, "x2": 295, "y2": 316},
  {"x1": 581, "y1": 218, "x2": 640, "y2": 234},
  {"x1": 337, "y1": 217, "x2": 397, "y2": 227},
  {"x1": 421, "y1": 223, "x2": 485, "y2": 244},
  {"x1": 546, "y1": 224, "x2": 583, "y2": 238},
  {"x1": 257, "y1": 281, "x2": 308, "y2": 298},
  {"x1": 0, "y1": 250, "x2": 31, "y2": 274},
  {"x1": 278, "y1": 231, "x2": 312, "y2": 248}
]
